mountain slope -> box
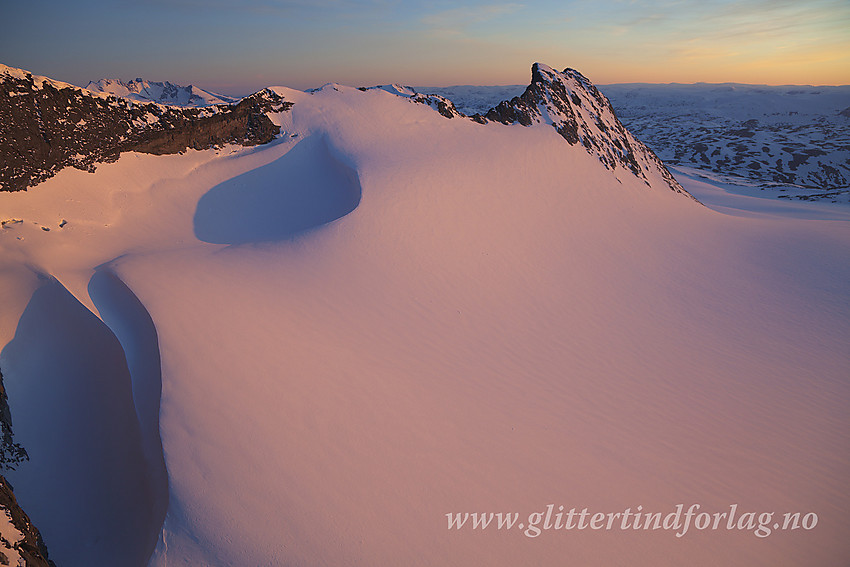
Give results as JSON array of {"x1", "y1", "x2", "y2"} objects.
[{"x1": 368, "y1": 64, "x2": 688, "y2": 197}]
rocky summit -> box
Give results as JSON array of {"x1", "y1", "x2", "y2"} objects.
[{"x1": 473, "y1": 63, "x2": 689, "y2": 196}]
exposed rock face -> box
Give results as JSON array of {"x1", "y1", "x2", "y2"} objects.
[
  {"x1": 0, "y1": 369, "x2": 50, "y2": 566},
  {"x1": 410, "y1": 93, "x2": 463, "y2": 119},
  {"x1": 475, "y1": 63, "x2": 690, "y2": 196},
  {"x1": 1, "y1": 64, "x2": 292, "y2": 192},
  {"x1": 0, "y1": 475, "x2": 54, "y2": 567},
  {"x1": 0, "y1": 370, "x2": 26, "y2": 472}
]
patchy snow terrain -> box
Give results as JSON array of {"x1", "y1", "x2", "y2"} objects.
[
  {"x1": 0, "y1": 64, "x2": 848, "y2": 566},
  {"x1": 602, "y1": 83, "x2": 850, "y2": 196}
]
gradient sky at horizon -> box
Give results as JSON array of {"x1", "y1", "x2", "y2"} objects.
[{"x1": 2, "y1": 0, "x2": 848, "y2": 96}]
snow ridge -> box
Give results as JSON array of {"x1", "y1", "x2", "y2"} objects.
[{"x1": 359, "y1": 84, "x2": 464, "y2": 119}]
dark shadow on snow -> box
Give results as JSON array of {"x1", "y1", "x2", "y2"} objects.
[
  {"x1": 0, "y1": 276, "x2": 165, "y2": 567},
  {"x1": 193, "y1": 134, "x2": 362, "y2": 244},
  {"x1": 88, "y1": 268, "x2": 168, "y2": 563}
]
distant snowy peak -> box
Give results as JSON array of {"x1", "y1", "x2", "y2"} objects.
[
  {"x1": 481, "y1": 63, "x2": 689, "y2": 195},
  {"x1": 85, "y1": 77, "x2": 239, "y2": 107}
]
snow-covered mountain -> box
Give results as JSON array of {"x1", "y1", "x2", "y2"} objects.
[
  {"x1": 422, "y1": 81, "x2": 850, "y2": 197},
  {"x1": 0, "y1": 62, "x2": 848, "y2": 567},
  {"x1": 383, "y1": 66, "x2": 688, "y2": 196},
  {"x1": 85, "y1": 77, "x2": 238, "y2": 107},
  {"x1": 473, "y1": 64, "x2": 689, "y2": 196}
]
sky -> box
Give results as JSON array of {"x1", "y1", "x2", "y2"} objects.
[{"x1": 2, "y1": 0, "x2": 849, "y2": 95}]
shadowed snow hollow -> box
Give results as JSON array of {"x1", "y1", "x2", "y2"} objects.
[{"x1": 193, "y1": 135, "x2": 361, "y2": 244}]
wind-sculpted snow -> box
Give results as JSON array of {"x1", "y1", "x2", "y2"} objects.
[
  {"x1": 0, "y1": 276, "x2": 164, "y2": 566},
  {"x1": 88, "y1": 268, "x2": 168, "y2": 555},
  {"x1": 194, "y1": 134, "x2": 362, "y2": 244},
  {"x1": 0, "y1": 62, "x2": 848, "y2": 567}
]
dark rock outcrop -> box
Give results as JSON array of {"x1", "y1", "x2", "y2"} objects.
[
  {"x1": 0, "y1": 370, "x2": 26, "y2": 471},
  {"x1": 0, "y1": 475, "x2": 54, "y2": 567},
  {"x1": 410, "y1": 93, "x2": 463, "y2": 119},
  {"x1": 0, "y1": 368, "x2": 50, "y2": 566},
  {"x1": 1, "y1": 65, "x2": 292, "y2": 192}
]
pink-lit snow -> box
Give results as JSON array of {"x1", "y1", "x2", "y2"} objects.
[{"x1": 0, "y1": 79, "x2": 848, "y2": 566}]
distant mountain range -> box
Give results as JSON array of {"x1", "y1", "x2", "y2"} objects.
[{"x1": 85, "y1": 77, "x2": 239, "y2": 107}]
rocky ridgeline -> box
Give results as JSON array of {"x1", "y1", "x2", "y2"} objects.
[
  {"x1": 470, "y1": 63, "x2": 689, "y2": 196},
  {"x1": 0, "y1": 65, "x2": 292, "y2": 192},
  {"x1": 3, "y1": 63, "x2": 688, "y2": 197}
]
